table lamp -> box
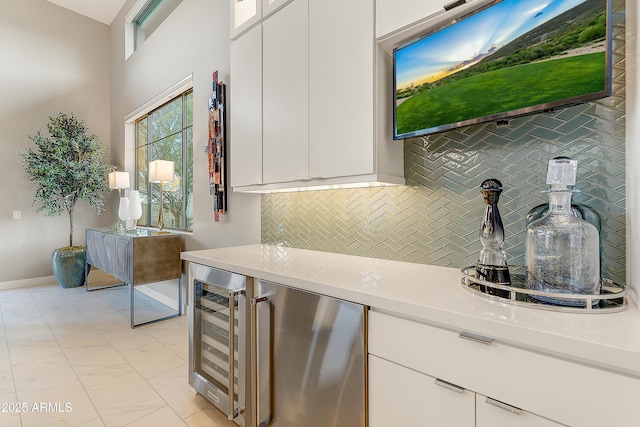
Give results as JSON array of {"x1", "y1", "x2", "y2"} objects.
[{"x1": 149, "y1": 159, "x2": 174, "y2": 230}]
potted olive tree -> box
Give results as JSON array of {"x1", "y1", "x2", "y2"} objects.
[{"x1": 20, "y1": 113, "x2": 114, "y2": 288}]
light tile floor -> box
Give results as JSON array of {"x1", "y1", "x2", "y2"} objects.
[{"x1": 0, "y1": 281, "x2": 237, "y2": 427}]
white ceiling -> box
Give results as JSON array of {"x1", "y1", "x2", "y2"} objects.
[{"x1": 46, "y1": 0, "x2": 129, "y2": 25}]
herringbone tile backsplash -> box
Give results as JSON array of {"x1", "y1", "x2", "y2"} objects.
[{"x1": 262, "y1": 1, "x2": 627, "y2": 285}]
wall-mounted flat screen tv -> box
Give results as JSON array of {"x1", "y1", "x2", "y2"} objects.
[{"x1": 393, "y1": 0, "x2": 612, "y2": 139}]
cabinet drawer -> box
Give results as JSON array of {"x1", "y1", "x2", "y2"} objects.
[
  {"x1": 369, "y1": 354, "x2": 474, "y2": 426},
  {"x1": 368, "y1": 310, "x2": 640, "y2": 427}
]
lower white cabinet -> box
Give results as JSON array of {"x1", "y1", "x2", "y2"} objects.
[
  {"x1": 368, "y1": 310, "x2": 640, "y2": 427},
  {"x1": 369, "y1": 355, "x2": 562, "y2": 427},
  {"x1": 369, "y1": 354, "x2": 475, "y2": 426}
]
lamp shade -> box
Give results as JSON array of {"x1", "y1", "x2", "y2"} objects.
[
  {"x1": 149, "y1": 160, "x2": 175, "y2": 183},
  {"x1": 108, "y1": 171, "x2": 130, "y2": 190}
]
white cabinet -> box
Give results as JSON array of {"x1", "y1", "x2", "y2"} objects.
[
  {"x1": 231, "y1": 0, "x2": 261, "y2": 39},
  {"x1": 230, "y1": 25, "x2": 263, "y2": 187},
  {"x1": 376, "y1": 0, "x2": 447, "y2": 39},
  {"x1": 308, "y1": 0, "x2": 375, "y2": 179},
  {"x1": 262, "y1": 0, "x2": 292, "y2": 18},
  {"x1": 262, "y1": 0, "x2": 309, "y2": 184},
  {"x1": 368, "y1": 310, "x2": 640, "y2": 427},
  {"x1": 229, "y1": 0, "x2": 404, "y2": 192},
  {"x1": 369, "y1": 354, "x2": 475, "y2": 426}
]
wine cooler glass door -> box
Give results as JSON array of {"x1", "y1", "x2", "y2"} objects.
[{"x1": 190, "y1": 264, "x2": 246, "y2": 425}]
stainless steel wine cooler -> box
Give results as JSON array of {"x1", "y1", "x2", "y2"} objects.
[
  {"x1": 189, "y1": 263, "x2": 249, "y2": 425},
  {"x1": 188, "y1": 262, "x2": 366, "y2": 427}
]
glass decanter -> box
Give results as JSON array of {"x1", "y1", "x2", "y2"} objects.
[
  {"x1": 525, "y1": 158, "x2": 600, "y2": 306},
  {"x1": 526, "y1": 157, "x2": 602, "y2": 271},
  {"x1": 476, "y1": 178, "x2": 511, "y2": 298}
]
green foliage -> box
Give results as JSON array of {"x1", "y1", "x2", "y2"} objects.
[{"x1": 20, "y1": 113, "x2": 115, "y2": 247}]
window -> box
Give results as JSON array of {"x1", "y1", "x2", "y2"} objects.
[
  {"x1": 135, "y1": 89, "x2": 193, "y2": 231},
  {"x1": 134, "y1": 0, "x2": 183, "y2": 49},
  {"x1": 125, "y1": 0, "x2": 183, "y2": 58}
]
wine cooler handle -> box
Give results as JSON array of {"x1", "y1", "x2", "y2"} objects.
[
  {"x1": 227, "y1": 290, "x2": 241, "y2": 421},
  {"x1": 250, "y1": 296, "x2": 271, "y2": 427}
]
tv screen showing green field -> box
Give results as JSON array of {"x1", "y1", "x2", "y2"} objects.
[{"x1": 393, "y1": 0, "x2": 611, "y2": 139}]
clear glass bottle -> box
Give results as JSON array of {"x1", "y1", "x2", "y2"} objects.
[
  {"x1": 526, "y1": 157, "x2": 602, "y2": 271},
  {"x1": 476, "y1": 178, "x2": 511, "y2": 298},
  {"x1": 525, "y1": 159, "x2": 600, "y2": 306}
]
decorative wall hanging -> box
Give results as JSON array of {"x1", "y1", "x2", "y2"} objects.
[{"x1": 207, "y1": 71, "x2": 227, "y2": 222}]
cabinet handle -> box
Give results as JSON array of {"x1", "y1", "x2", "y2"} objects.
[
  {"x1": 434, "y1": 378, "x2": 465, "y2": 393},
  {"x1": 485, "y1": 397, "x2": 522, "y2": 415},
  {"x1": 444, "y1": 0, "x2": 466, "y2": 11},
  {"x1": 458, "y1": 331, "x2": 494, "y2": 345}
]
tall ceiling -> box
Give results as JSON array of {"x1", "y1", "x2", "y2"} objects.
[{"x1": 46, "y1": 0, "x2": 129, "y2": 25}]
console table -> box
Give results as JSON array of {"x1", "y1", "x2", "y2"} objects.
[{"x1": 85, "y1": 228, "x2": 182, "y2": 328}]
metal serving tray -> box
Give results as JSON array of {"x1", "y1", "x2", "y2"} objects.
[{"x1": 461, "y1": 265, "x2": 628, "y2": 313}]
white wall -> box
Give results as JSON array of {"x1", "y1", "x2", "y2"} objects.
[
  {"x1": 627, "y1": 0, "x2": 639, "y2": 302},
  {"x1": 0, "y1": 0, "x2": 111, "y2": 284},
  {"x1": 108, "y1": 0, "x2": 261, "y2": 251}
]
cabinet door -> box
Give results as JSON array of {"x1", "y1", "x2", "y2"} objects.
[
  {"x1": 376, "y1": 0, "x2": 446, "y2": 39},
  {"x1": 103, "y1": 234, "x2": 117, "y2": 276},
  {"x1": 262, "y1": 0, "x2": 309, "y2": 184},
  {"x1": 231, "y1": 0, "x2": 261, "y2": 39},
  {"x1": 308, "y1": 0, "x2": 374, "y2": 179},
  {"x1": 476, "y1": 395, "x2": 564, "y2": 427},
  {"x1": 230, "y1": 25, "x2": 263, "y2": 187},
  {"x1": 369, "y1": 355, "x2": 475, "y2": 427},
  {"x1": 113, "y1": 237, "x2": 131, "y2": 284},
  {"x1": 262, "y1": 0, "x2": 292, "y2": 18}
]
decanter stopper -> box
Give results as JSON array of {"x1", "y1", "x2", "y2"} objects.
[{"x1": 476, "y1": 178, "x2": 511, "y2": 298}]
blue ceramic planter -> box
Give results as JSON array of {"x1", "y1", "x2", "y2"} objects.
[{"x1": 51, "y1": 247, "x2": 86, "y2": 288}]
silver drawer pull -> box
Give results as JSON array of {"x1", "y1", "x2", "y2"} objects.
[
  {"x1": 434, "y1": 378, "x2": 465, "y2": 393},
  {"x1": 485, "y1": 397, "x2": 522, "y2": 415},
  {"x1": 458, "y1": 331, "x2": 494, "y2": 345}
]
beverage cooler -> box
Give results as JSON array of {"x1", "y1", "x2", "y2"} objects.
[{"x1": 188, "y1": 262, "x2": 366, "y2": 427}]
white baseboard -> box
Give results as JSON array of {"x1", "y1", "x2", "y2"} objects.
[{"x1": 0, "y1": 276, "x2": 58, "y2": 291}]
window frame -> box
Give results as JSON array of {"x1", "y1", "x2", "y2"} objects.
[{"x1": 124, "y1": 0, "x2": 183, "y2": 59}]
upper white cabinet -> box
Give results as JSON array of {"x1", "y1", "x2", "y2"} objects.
[
  {"x1": 262, "y1": 0, "x2": 309, "y2": 184},
  {"x1": 262, "y1": 0, "x2": 293, "y2": 18},
  {"x1": 229, "y1": 0, "x2": 404, "y2": 193},
  {"x1": 308, "y1": 0, "x2": 375, "y2": 180},
  {"x1": 231, "y1": 0, "x2": 261, "y2": 39},
  {"x1": 376, "y1": 0, "x2": 446, "y2": 39},
  {"x1": 230, "y1": 25, "x2": 263, "y2": 187}
]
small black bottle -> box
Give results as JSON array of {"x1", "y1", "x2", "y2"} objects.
[{"x1": 475, "y1": 179, "x2": 511, "y2": 298}]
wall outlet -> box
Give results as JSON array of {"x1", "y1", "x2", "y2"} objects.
[{"x1": 13, "y1": 210, "x2": 21, "y2": 220}]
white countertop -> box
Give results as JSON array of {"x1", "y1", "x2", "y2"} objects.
[{"x1": 181, "y1": 244, "x2": 640, "y2": 378}]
